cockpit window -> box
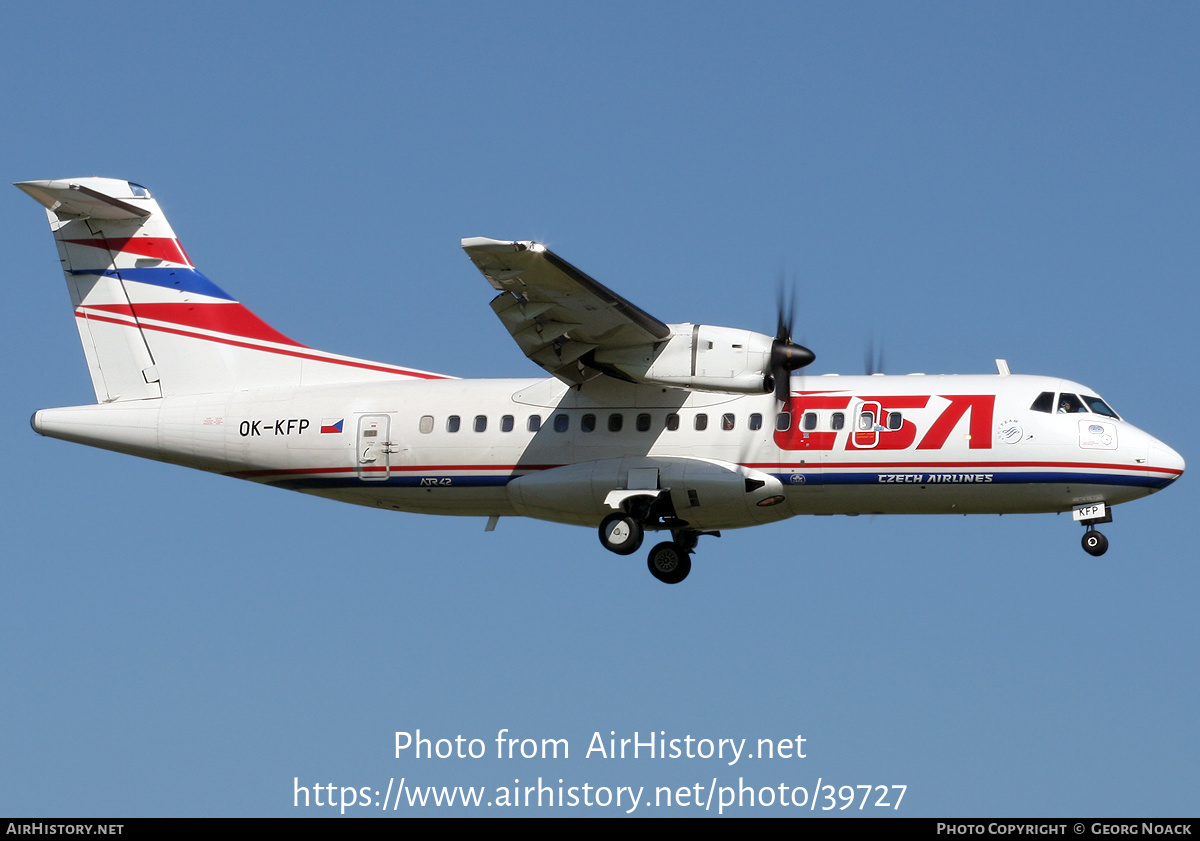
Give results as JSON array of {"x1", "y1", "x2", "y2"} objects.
[
  {"x1": 127, "y1": 182, "x2": 150, "y2": 197},
  {"x1": 1030, "y1": 392, "x2": 1055, "y2": 413},
  {"x1": 1081, "y1": 395, "x2": 1119, "y2": 419},
  {"x1": 1057, "y1": 393, "x2": 1086, "y2": 414}
]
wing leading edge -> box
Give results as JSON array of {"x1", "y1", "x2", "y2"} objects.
[{"x1": 461, "y1": 238, "x2": 670, "y2": 385}]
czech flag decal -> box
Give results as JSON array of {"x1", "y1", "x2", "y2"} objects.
[{"x1": 321, "y1": 418, "x2": 344, "y2": 434}]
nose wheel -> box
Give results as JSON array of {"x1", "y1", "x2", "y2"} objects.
[
  {"x1": 1082, "y1": 528, "x2": 1108, "y2": 557},
  {"x1": 1075, "y1": 504, "x2": 1113, "y2": 557}
]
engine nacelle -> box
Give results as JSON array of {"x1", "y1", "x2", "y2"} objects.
[{"x1": 592, "y1": 323, "x2": 774, "y2": 394}]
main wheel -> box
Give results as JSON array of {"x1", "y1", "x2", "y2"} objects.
[
  {"x1": 1082, "y1": 530, "x2": 1109, "y2": 557},
  {"x1": 599, "y1": 513, "x2": 644, "y2": 555},
  {"x1": 647, "y1": 542, "x2": 691, "y2": 584}
]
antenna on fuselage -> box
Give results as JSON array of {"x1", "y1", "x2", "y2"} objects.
[{"x1": 864, "y1": 335, "x2": 886, "y2": 376}]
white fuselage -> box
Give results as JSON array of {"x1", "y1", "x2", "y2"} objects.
[{"x1": 32, "y1": 371, "x2": 1184, "y2": 533}]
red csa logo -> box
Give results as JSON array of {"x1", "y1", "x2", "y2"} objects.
[{"x1": 774, "y1": 393, "x2": 996, "y2": 452}]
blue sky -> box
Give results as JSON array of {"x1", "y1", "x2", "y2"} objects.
[{"x1": 2, "y1": 1, "x2": 1196, "y2": 817}]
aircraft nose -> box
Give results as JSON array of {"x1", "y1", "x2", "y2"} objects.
[{"x1": 1148, "y1": 439, "x2": 1185, "y2": 487}]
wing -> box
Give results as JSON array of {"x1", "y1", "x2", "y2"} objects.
[{"x1": 461, "y1": 238, "x2": 671, "y2": 384}]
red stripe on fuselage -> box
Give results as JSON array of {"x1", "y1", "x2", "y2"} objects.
[{"x1": 222, "y1": 459, "x2": 1181, "y2": 483}]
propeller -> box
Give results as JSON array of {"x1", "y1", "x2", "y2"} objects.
[{"x1": 769, "y1": 279, "x2": 816, "y2": 405}]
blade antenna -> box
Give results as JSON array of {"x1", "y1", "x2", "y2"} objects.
[{"x1": 864, "y1": 335, "x2": 885, "y2": 376}]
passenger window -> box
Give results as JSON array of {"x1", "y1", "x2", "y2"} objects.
[
  {"x1": 581, "y1": 413, "x2": 596, "y2": 433},
  {"x1": 666, "y1": 413, "x2": 680, "y2": 431},
  {"x1": 887, "y1": 412, "x2": 902, "y2": 430},
  {"x1": 802, "y1": 412, "x2": 818, "y2": 431},
  {"x1": 419, "y1": 415, "x2": 434, "y2": 434},
  {"x1": 554, "y1": 413, "x2": 569, "y2": 432},
  {"x1": 527, "y1": 415, "x2": 542, "y2": 432},
  {"x1": 858, "y1": 411, "x2": 875, "y2": 431},
  {"x1": 721, "y1": 413, "x2": 735, "y2": 431},
  {"x1": 608, "y1": 413, "x2": 623, "y2": 432},
  {"x1": 775, "y1": 412, "x2": 791, "y2": 431},
  {"x1": 474, "y1": 415, "x2": 487, "y2": 432},
  {"x1": 749, "y1": 413, "x2": 763, "y2": 430},
  {"x1": 831, "y1": 412, "x2": 845, "y2": 430},
  {"x1": 1030, "y1": 392, "x2": 1055, "y2": 413},
  {"x1": 636, "y1": 413, "x2": 651, "y2": 432},
  {"x1": 446, "y1": 415, "x2": 461, "y2": 433},
  {"x1": 695, "y1": 414, "x2": 708, "y2": 431},
  {"x1": 501, "y1": 415, "x2": 514, "y2": 432}
]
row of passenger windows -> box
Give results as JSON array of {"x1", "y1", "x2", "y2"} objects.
[
  {"x1": 420, "y1": 393, "x2": 1122, "y2": 435},
  {"x1": 417, "y1": 410, "x2": 904, "y2": 434}
]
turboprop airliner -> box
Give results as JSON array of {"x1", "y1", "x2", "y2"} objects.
[{"x1": 18, "y1": 177, "x2": 1185, "y2": 583}]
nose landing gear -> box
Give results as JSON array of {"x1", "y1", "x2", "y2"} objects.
[{"x1": 1075, "y1": 503, "x2": 1113, "y2": 557}]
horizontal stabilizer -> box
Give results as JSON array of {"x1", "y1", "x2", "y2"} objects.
[{"x1": 15, "y1": 179, "x2": 151, "y2": 220}]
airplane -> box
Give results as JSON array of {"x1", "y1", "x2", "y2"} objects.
[{"x1": 17, "y1": 177, "x2": 1185, "y2": 583}]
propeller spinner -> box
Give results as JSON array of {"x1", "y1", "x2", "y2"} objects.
[{"x1": 769, "y1": 284, "x2": 815, "y2": 404}]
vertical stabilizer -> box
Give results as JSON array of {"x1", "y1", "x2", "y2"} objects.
[{"x1": 17, "y1": 177, "x2": 447, "y2": 402}]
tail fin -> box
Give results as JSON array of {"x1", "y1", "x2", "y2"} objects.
[{"x1": 17, "y1": 177, "x2": 446, "y2": 402}]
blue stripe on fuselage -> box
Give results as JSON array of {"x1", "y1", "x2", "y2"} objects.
[
  {"x1": 773, "y1": 471, "x2": 1173, "y2": 490},
  {"x1": 267, "y1": 470, "x2": 1172, "y2": 492},
  {"x1": 273, "y1": 475, "x2": 513, "y2": 491}
]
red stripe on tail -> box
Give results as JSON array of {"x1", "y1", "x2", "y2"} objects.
[
  {"x1": 63, "y1": 237, "x2": 191, "y2": 265},
  {"x1": 85, "y1": 302, "x2": 304, "y2": 347}
]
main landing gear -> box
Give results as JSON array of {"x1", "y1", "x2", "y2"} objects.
[
  {"x1": 598, "y1": 512, "x2": 643, "y2": 556},
  {"x1": 597, "y1": 508, "x2": 708, "y2": 584},
  {"x1": 646, "y1": 534, "x2": 696, "y2": 584}
]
